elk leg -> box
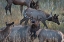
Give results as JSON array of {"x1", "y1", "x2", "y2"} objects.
[
  {"x1": 5, "y1": 4, "x2": 9, "y2": 15},
  {"x1": 5, "y1": 4, "x2": 12, "y2": 15},
  {"x1": 20, "y1": 5, "x2": 23, "y2": 16},
  {"x1": 9, "y1": 5, "x2": 12, "y2": 15},
  {"x1": 41, "y1": 21, "x2": 48, "y2": 29},
  {"x1": 20, "y1": 17, "x2": 27, "y2": 25},
  {"x1": 24, "y1": 18, "x2": 29, "y2": 25},
  {"x1": 5, "y1": 0, "x2": 12, "y2": 15},
  {"x1": 39, "y1": 37, "x2": 44, "y2": 42}
]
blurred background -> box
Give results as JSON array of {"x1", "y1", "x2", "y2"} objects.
[{"x1": 0, "y1": 0, "x2": 64, "y2": 33}]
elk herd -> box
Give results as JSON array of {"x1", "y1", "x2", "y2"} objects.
[{"x1": 0, "y1": 0, "x2": 64, "y2": 42}]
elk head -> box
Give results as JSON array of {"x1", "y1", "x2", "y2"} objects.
[
  {"x1": 47, "y1": 14, "x2": 60, "y2": 25},
  {"x1": 52, "y1": 14, "x2": 60, "y2": 25}
]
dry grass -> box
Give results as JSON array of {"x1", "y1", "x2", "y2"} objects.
[
  {"x1": 0, "y1": 0, "x2": 64, "y2": 42},
  {"x1": 0, "y1": 0, "x2": 64, "y2": 33}
]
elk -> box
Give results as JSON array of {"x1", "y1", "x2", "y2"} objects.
[
  {"x1": 5, "y1": 0, "x2": 39, "y2": 15},
  {"x1": 5, "y1": 17, "x2": 40, "y2": 42},
  {"x1": 30, "y1": 17, "x2": 40, "y2": 42},
  {"x1": 20, "y1": 8, "x2": 60, "y2": 28},
  {"x1": 3, "y1": 25, "x2": 30, "y2": 42},
  {"x1": 38, "y1": 29, "x2": 63, "y2": 42},
  {"x1": 0, "y1": 22, "x2": 14, "y2": 42}
]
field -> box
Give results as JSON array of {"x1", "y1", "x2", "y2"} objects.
[
  {"x1": 0, "y1": 0, "x2": 64, "y2": 42},
  {"x1": 0, "y1": 0, "x2": 64, "y2": 33}
]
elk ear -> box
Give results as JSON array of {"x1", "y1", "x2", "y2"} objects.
[
  {"x1": 54, "y1": 14, "x2": 56, "y2": 17},
  {"x1": 56, "y1": 15, "x2": 59, "y2": 18}
]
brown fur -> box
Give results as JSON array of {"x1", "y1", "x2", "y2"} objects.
[
  {"x1": 0, "y1": 22, "x2": 14, "y2": 42},
  {"x1": 5, "y1": 0, "x2": 39, "y2": 15}
]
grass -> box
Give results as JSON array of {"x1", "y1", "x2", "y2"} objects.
[{"x1": 0, "y1": 0, "x2": 64, "y2": 34}]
